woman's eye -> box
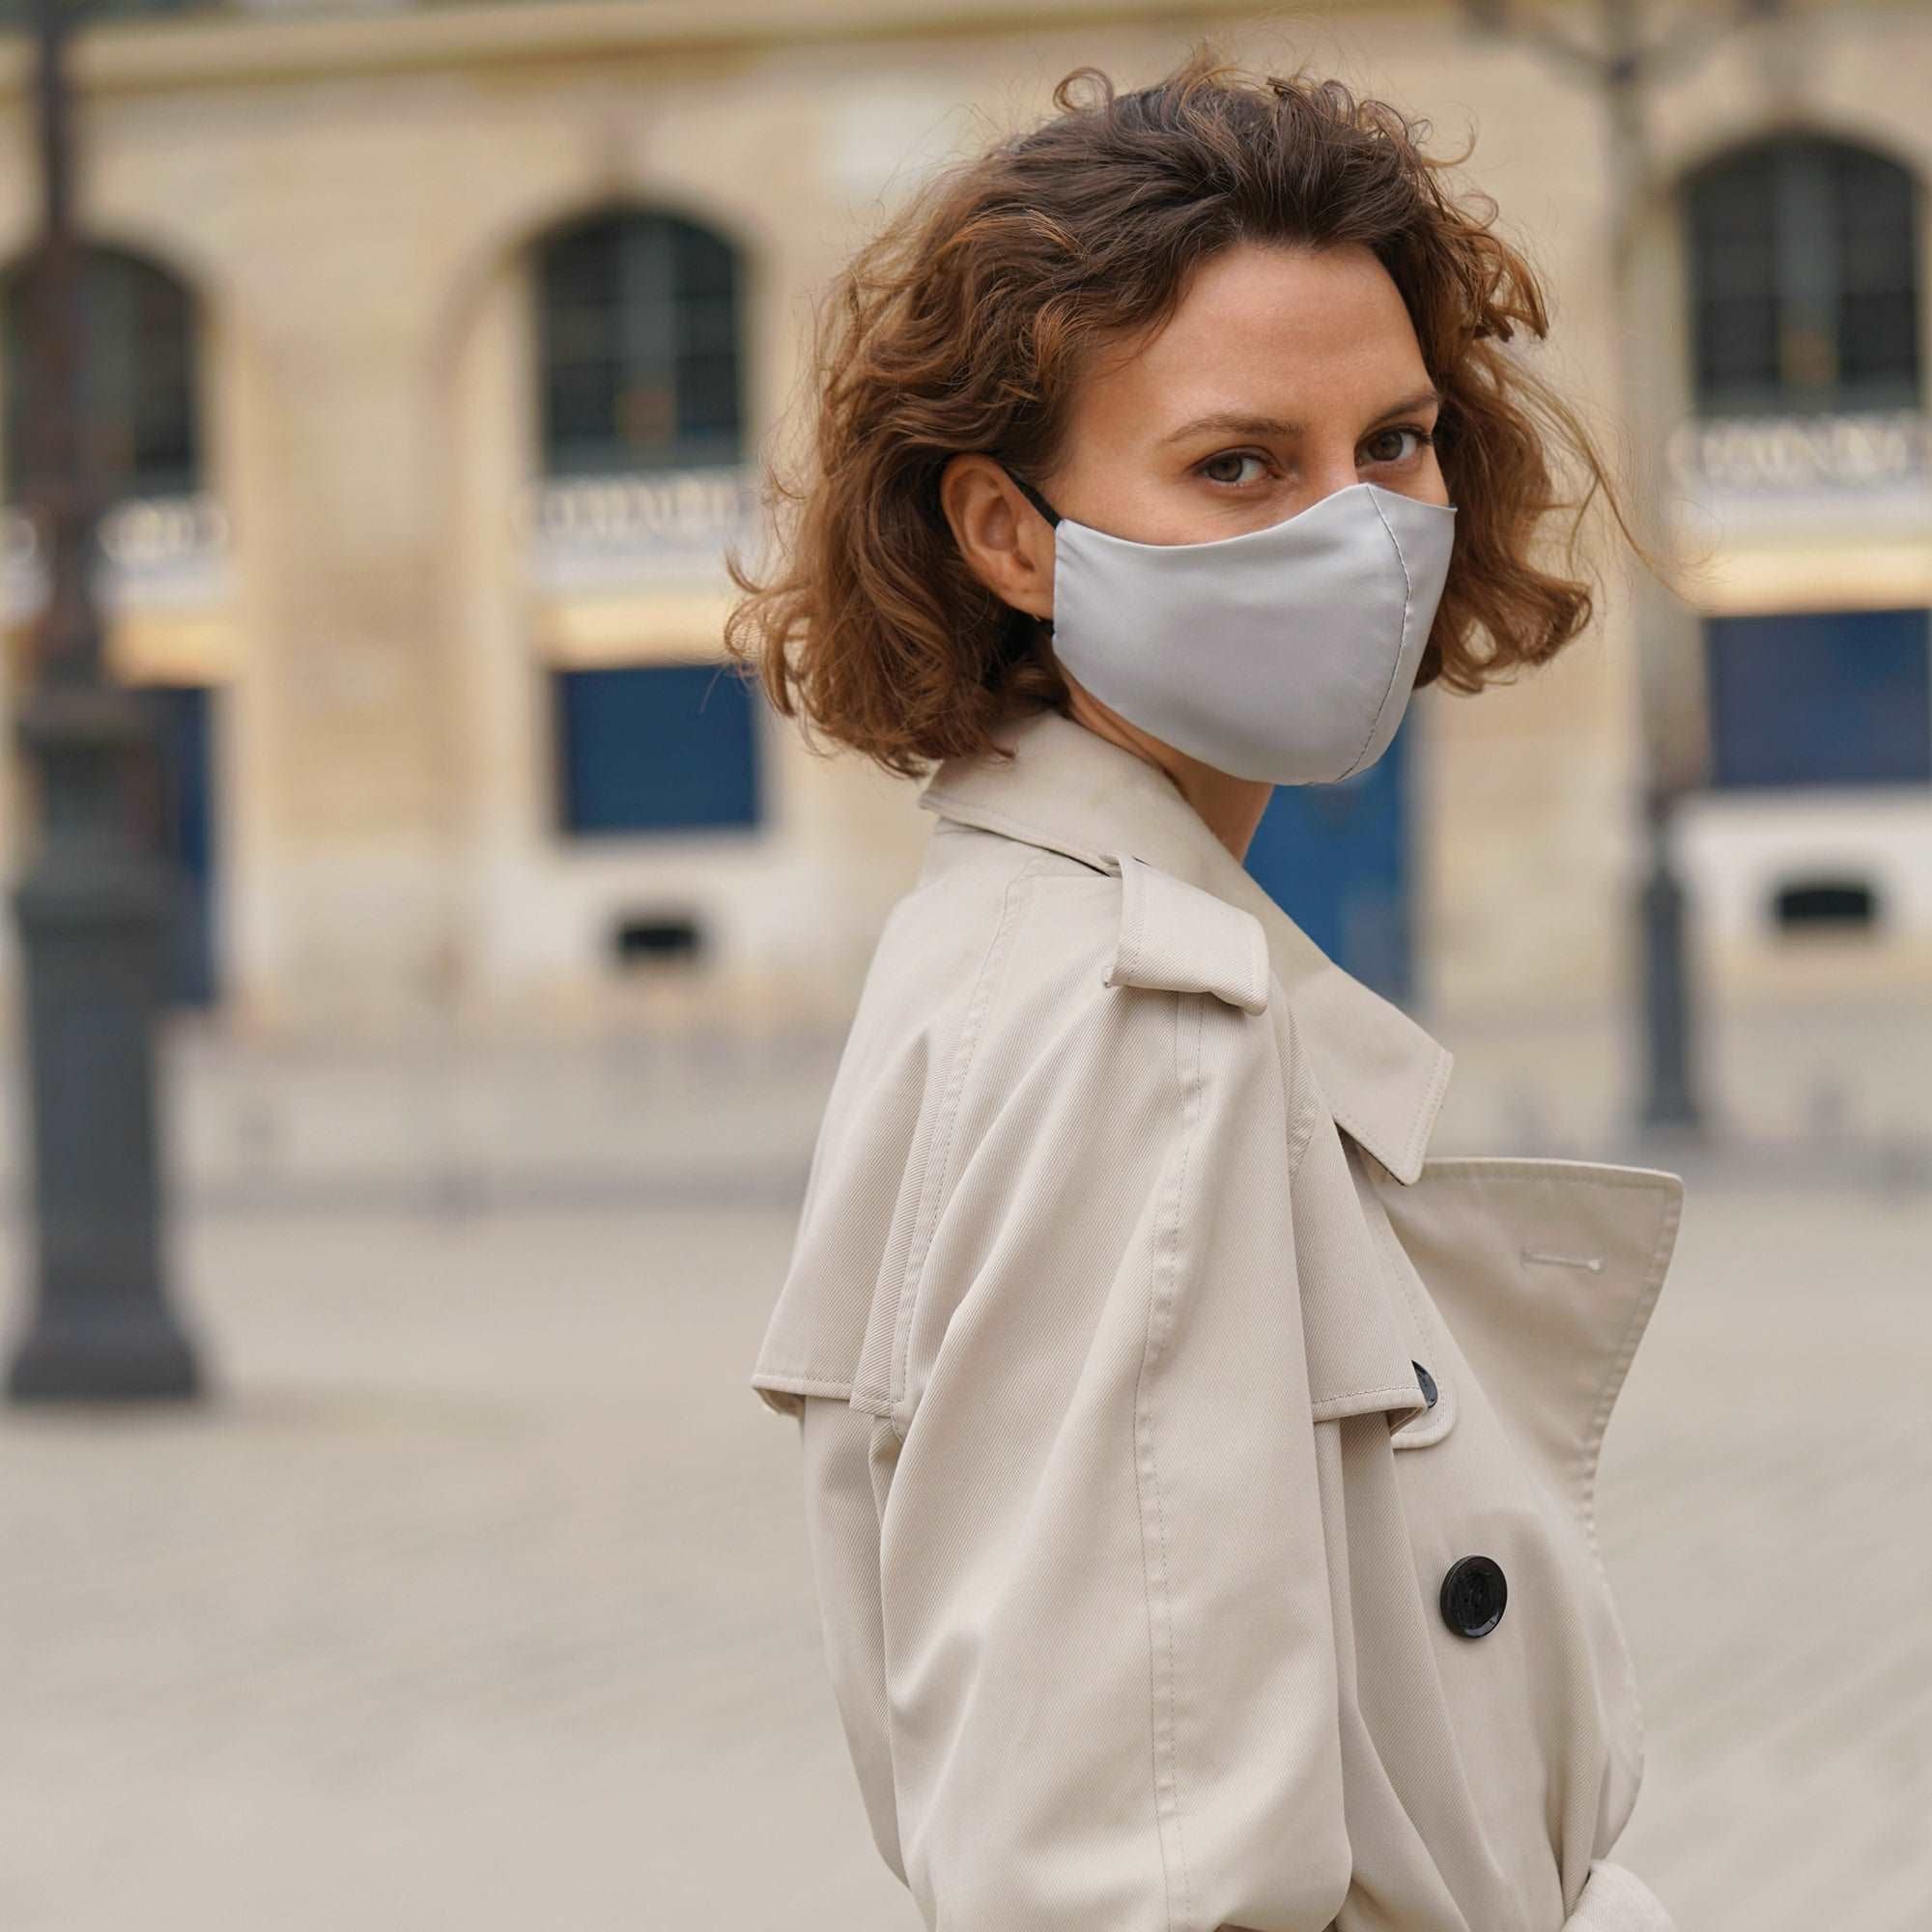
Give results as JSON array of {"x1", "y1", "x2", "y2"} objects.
[
  {"x1": 1199, "y1": 450, "x2": 1267, "y2": 486},
  {"x1": 1363, "y1": 425, "x2": 1435, "y2": 466}
]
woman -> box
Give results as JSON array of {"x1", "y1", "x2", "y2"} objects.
[{"x1": 735, "y1": 52, "x2": 1686, "y2": 1932}]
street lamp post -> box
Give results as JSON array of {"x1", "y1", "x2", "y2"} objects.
[
  {"x1": 1460, "y1": 0, "x2": 1783, "y2": 1138},
  {"x1": 4, "y1": 0, "x2": 204, "y2": 1401}
]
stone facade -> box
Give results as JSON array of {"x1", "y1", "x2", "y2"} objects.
[{"x1": 0, "y1": 0, "x2": 1923, "y2": 1147}]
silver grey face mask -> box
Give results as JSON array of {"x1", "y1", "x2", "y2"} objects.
[{"x1": 1006, "y1": 469, "x2": 1458, "y2": 785}]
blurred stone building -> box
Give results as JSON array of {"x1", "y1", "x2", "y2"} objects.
[{"x1": 0, "y1": 0, "x2": 1923, "y2": 1148}]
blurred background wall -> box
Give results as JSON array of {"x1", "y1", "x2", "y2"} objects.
[{"x1": 0, "y1": 0, "x2": 1922, "y2": 1160}]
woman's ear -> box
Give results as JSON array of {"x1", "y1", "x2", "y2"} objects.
[{"x1": 939, "y1": 453, "x2": 1055, "y2": 621}]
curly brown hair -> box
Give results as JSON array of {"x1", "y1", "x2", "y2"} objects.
[{"x1": 723, "y1": 47, "x2": 1654, "y2": 781}]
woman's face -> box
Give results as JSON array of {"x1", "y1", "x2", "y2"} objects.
[
  {"x1": 1039, "y1": 238, "x2": 1449, "y2": 543},
  {"x1": 941, "y1": 238, "x2": 1448, "y2": 613}
]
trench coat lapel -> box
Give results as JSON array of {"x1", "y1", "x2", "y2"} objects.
[{"x1": 917, "y1": 702, "x2": 1454, "y2": 1184}]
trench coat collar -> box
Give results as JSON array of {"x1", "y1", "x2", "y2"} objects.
[{"x1": 916, "y1": 702, "x2": 1455, "y2": 1185}]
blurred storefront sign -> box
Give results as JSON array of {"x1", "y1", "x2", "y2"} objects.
[
  {"x1": 517, "y1": 462, "x2": 761, "y2": 597},
  {"x1": 1, "y1": 492, "x2": 238, "y2": 688},
  {"x1": 1668, "y1": 407, "x2": 1931, "y2": 517},
  {"x1": 1665, "y1": 411, "x2": 1932, "y2": 614},
  {"x1": 1, "y1": 491, "x2": 229, "y2": 620}
]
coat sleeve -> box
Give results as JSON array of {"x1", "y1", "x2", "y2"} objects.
[
  {"x1": 803, "y1": 949, "x2": 1354, "y2": 1932},
  {"x1": 797, "y1": 1395, "x2": 908, "y2": 1888}
]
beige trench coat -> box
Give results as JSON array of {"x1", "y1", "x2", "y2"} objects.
[{"x1": 750, "y1": 702, "x2": 1685, "y2": 1932}]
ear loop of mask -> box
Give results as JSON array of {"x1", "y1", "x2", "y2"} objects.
[
  {"x1": 1001, "y1": 465, "x2": 1063, "y2": 529},
  {"x1": 998, "y1": 464, "x2": 1061, "y2": 636}
]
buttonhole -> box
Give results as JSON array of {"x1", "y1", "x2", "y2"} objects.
[{"x1": 1520, "y1": 1247, "x2": 1605, "y2": 1272}]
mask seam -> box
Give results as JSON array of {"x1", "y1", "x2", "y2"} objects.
[{"x1": 1332, "y1": 490, "x2": 1417, "y2": 783}]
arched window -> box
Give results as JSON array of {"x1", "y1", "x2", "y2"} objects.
[
  {"x1": 535, "y1": 208, "x2": 743, "y2": 477},
  {"x1": 1683, "y1": 134, "x2": 1922, "y2": 416},
  {"x1": 1, "y1": 243, "x2": 200, "y2": 502}
]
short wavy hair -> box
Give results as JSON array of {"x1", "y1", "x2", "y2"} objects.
[{"x1": 724, "y1": 48, "x2": 1651, "y2": 781}]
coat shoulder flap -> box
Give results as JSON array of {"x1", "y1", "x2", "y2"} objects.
[{"x1": 1101, "y1": 850, "x2": 1270, "y2": 1014}]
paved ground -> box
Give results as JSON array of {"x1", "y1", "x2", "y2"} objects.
[{"x1": 0, "y1": 1043, "x2": 1926, "y2": 1929}]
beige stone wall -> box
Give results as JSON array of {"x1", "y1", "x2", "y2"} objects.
[{"x1": 0, "y1": 0, "x2": 1921, "y2": 1086}]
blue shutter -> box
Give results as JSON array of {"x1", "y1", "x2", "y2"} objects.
[
  {"x1": 554, "y1": 662, "x2": 760, "y2": 834},
  {"x1": 1705, "y1": 608, "x2": 1932, "y2": 788}
]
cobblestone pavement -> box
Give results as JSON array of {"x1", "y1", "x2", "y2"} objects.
[{"x1": 0, "y1": 1144, "x2": 1926, "y2": 1929}]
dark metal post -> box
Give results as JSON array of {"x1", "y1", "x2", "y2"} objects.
[
  {"x1": 4, "y1": 0, "x2": 204, "y2": 1400},
  {"x1": 1637, "y1": 778, "x2": 1699, "y2": 1127}
]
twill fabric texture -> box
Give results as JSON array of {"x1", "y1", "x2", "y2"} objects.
[{"x1": 749, "y1": 701, "x2": 1684, "y2": 1932}]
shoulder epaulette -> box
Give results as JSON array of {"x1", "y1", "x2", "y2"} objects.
[{"x1": 1101, "y1": 851, "x2": 1270, "y2": 1014}]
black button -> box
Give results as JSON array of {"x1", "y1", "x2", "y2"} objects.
[
  {"x1": 1439, "y1": 1554, "x2": 1507, "y2": 1637},
  {"x1": 1411, "y1": 1360, "x2": 1437, "y2": 1409}
]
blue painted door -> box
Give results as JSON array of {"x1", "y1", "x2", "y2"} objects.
[
  {"x1": 1242, "y1": 721, "x2": 1412, "y2": 1006},
  {"x1": 553, "y1": 662, "x2": 760, "y2": 835},
  {"x1": 1705, "y1": 608, "x2": 1931, "y2": 788}
]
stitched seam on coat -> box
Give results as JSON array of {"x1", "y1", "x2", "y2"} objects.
[
  {"x1": 1135, "y1": 990, "x2": 1204, "y2": 1932},
  {"x1": 877, "y1": 848, "x2": 1049, "y2": 1437},
  {"x1": 1364, "y1": 1198, "x2": 1452, "y2": 1442},
  {"x1": 1311, "y1": 1380, "x2": 1431, "y2": 1406},
  {"x1": 1243, "y1": 913, "x2": 1269, "y2": 1011},
  {"x1": 1397, "y1": 1037, "x2": 1456, "y2": 1185},
  {"x1": 1293, "y1": 1034, "x2": 1432, "y2": 1415},
  {"x1": 922, "y1": 791, "x2": 1112, "y2": 875},
  {"x1": 864, "y1": 1410, "x2": 910, "y2": 1886},
  {"x1": 1279, "y1": 998, "x2": 1321, "y2": 1184},
  {"x1": 1572, "y1": 1179, "x2": 1680, "y2": 1803},
  {"x1": 1419, "y1": 1158, "x2": 1675, "y2": 1188},
  {"x1": 1119, "y1": 853, "x2": 1151, "y2": 984}
]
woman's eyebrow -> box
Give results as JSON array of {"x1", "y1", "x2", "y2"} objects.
[{"x1": 1157, "y1": 386, "x2": 1444, "y2": 445}]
